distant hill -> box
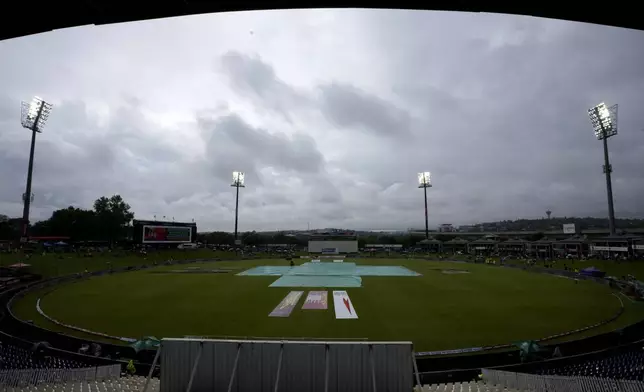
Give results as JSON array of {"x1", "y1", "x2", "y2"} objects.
[{"x1": 475, "y1": 217, "x2": 644, "y2": 232}]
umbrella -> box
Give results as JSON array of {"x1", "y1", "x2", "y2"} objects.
[
  {"x1": 514, "y1": 340, "x2": 543, "y2": 362},
  {"x1": 130, "y1": 337, "x2": 161, "y2": 353}
]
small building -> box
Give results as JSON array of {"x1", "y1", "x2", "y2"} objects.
[
  {"x1": 443, "y1": 238, "x2": 469, "y2": 254},
  {"x1": 308, "y1": 236, "x2": 358, "y2": 254},
  {"x1": 555, "y1": 234, "x2": 590, "y2": 258},
  {"x1": 633, "y1": 238, "x2": 644, "y2": 256},
  {"x1": 531, "y1": 238, "x2": 554, "y2": 259},
  {"x1": 590, "y1": 234, "x2": 642, "y2": 258},
  {"x1": 498, "y1": 238, "x2": 529, "y2": 256},
  {"x1": 467, "y1": 238, "x2": 497, "y2": 255},
  {"x1": 438, "y1": 224, "x2": 456, "y2": 233},
  {"x1": 417, "y1": 237, "x2": 442, "y2": 253}
]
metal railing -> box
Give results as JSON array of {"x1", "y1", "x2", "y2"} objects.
[
  {"x1": 0, "y1": 364, "x2": 121, "y2": 387},
  {"x1": 482, "y1": 368, "x2": 644, "y2": 392}
]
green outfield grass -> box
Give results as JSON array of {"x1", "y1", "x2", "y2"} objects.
[
  {"x1": 12, "y1": 258, "x2": 644, "y2": 353},
  {"x1": 0, "y1": 249, "x2": 239, "y2": 278}
]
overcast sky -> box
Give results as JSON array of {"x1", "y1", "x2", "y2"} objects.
[{"x1": 1, "y1": 9, "x2": 643, "y2": 232}]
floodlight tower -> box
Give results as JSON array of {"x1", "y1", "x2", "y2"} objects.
[
  {"x1": 417, "y1": 172, "x2": 432, "y2": 240},
  {"x1": 20, "y1": 97, "x2": 53, "y2": 240},
  {"x1": 587, "y1": 102, "x2": 618, "y2": 236},
  {"x1": 231, "y1": 171, "x2": 245, "y2": 244}
]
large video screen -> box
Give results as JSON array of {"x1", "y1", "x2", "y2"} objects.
[{"x1": 142, "y1": 225, "x2": 192, "y2": 244}]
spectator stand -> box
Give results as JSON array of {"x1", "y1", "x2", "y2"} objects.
[
  {"x1": 530, "y1": 237, "x2": 555, "y2": 259},
  {"x1": 416, "y1": 238, "x2": 443, "y2": 253},
  {"x1": 442, "y1": 238, "x2": 469, "y2": 254},
  {"x1": 467, "y1": 238, "x2": 498, "y2": 256},
  {"x1": 497, "y1": 238, "x2": 529, "y2": 257},
  {"x1": 554, "y1": 235, "x2": 590, "y2": 259},
  {"x1": 591, "y1": 234, "x2": 642, "y2": 259}
]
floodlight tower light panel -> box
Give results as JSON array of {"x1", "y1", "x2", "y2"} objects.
[
  {"x1": 418, "y1": 172, "x2": 432, "y2": 188},
  {"x1": 20, "y1": 96, "x2": 53, "y2": 133},
  {"x1": 20, "y1": 101, "x2": 35, "y2": 129},
  {"x1": 232, "y1": 171, "x2": 245, "y2": 187},
  {"x1": 607, "y1": 103, "x2": 618, "y2": 136},
  {"x1": 588, "y1": 102, "x2": 618, "y2": 140}
]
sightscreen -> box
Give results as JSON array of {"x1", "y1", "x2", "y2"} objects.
[{"x1": 142, "y1": 225, "x2": 192, "y2": 244}]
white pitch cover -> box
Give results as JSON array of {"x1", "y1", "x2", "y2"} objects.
[
  {"x1": 312, "y1": 259, "x2": 321, "y2": 263},
  {"x1": 333, "y1": 291, "x2": 358, "y2": 319},
  {"x1": 333, "y1": 259, "x2": 343, "y2": 263}
]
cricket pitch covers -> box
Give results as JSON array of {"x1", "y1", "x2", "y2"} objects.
[{"x1": 237, "y1": 261, "x2": 421, "y2": 287}]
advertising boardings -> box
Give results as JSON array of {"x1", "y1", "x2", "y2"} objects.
[{"x1": 133, "y1": 220, "x2": 197, "y2": 244}]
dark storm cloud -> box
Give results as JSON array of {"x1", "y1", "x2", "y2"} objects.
[
  {"x1": 218, "y1": 51, "x2": 415, "y2": 140},
  {"x1": 317, "y1": 83, "x2": 413, "y2": 138},
  {"x1": 219, "y1": 51, "x2": 311, "y2": 121},
  {"x1": 1, "y1": 10, "x2": 643, "y2": 231},
  {"x1": 0, "y1": 95, "x2": 205, "y2": 221},
  {"x1": 198, "y1": 113, "x2": 326, "y2": 183},
  {"x1": 353, "y1": 11, "x2": 644, "y2": 222},
  {"x1": 260, "y1": 192, "x2": 294, "y2": 206}
]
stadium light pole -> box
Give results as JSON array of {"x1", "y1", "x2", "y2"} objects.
[
  {"x1": 418, "y1": 172, "x2": 432, "y2": 240},
  {"x1": 231, "y1": 171, "x2": 245, "y2": 245},
  {"x1": 20, "y1": 96, "x2": 53, "y2": 241},
  {"x1": 587, "y1": 102, "x2": 618, "y2": 236}
]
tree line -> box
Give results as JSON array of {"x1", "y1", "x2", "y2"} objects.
[
  {"x1": 0, "y1": 195, "x2": 133, "y2": 243},
  {"x1": 478, "y1": 217, "x2": 644, "y2": 232}
]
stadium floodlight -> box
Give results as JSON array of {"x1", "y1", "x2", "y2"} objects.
[
  {"x1": 21, "y1": 96, "x2": 53, "y2": 133},
  {"x1": 587, "y1": 102, "x2": 618, "y2": 235},
  {"x1": 232, "y1": 171, "x2": 245, "y2": 187},
  {"x1": 417, "y1": 172, "x2": 432, "y2": 240},
  {"x1": 588, "y1": 102, "x2": 618, "y2": 140},
  {"x1": 231, "y1": 171, "x2": 246, "y2": 244},
  {"x1": 19, "y1": 96, "x2": 53, "y2": 241},
  {"x1": 417, "y1": 172, "x2": 431, "y2": 188}
]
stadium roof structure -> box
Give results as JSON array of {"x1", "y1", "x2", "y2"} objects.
[
  {"x1": 444, "y1": 238, "x2": 470, "y2": 244},
  {"x1": 558, "y1": 234, "x2": 590, "y2": 244},
  {"x1": 417, "y1": 237, "x2": 441, "y2": 244},
  {"x1": 532, "y1": 237, "x2": 555, "y2": 244},
  {"x1": 469, "y1": 238, "x2": 499, "y2": 245},
  {"x1": 1, "y1": 3, "x2": 641, "y2": 42},
  {"x1": 499, "y1": 238, "x2": 530, "y2": 245},
  {"x1": 592, "y1": 234, "x2": 643, "y2": 242}
]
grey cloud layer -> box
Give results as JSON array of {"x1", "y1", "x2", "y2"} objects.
[{"x1": 1, "y1": 10, "x2": 643, "y2": 231}]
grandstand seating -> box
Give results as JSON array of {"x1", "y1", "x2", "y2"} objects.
[
  {"x1": 0, "y1": 344, "x2": 158, "y2": 392},
  {"x1": 536, "y1": 349, "x2": 644, "y2": 381},
  {"x1": 0, "y1": 373, "x2": 160, "y2": 392},
  {"x1": 0, "y1": 344, "x2": 87, "y2": 370},
  {"x1": 417, "y1": 381, "x2": 524, "y2": 391},
  {"x1": 0, "y1": 375, "x2": 161, "y2": 392},
  {"x1": 481, "y1": 368, "x2": 644, "y2": 392}
]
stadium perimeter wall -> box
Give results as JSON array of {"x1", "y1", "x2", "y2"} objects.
[
  {"x1": 307, "y1": 240, "x2": 358, "y2": 254},
  {"x1": 159, "y1": 338, "x2": 414, "y2": 392}
]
